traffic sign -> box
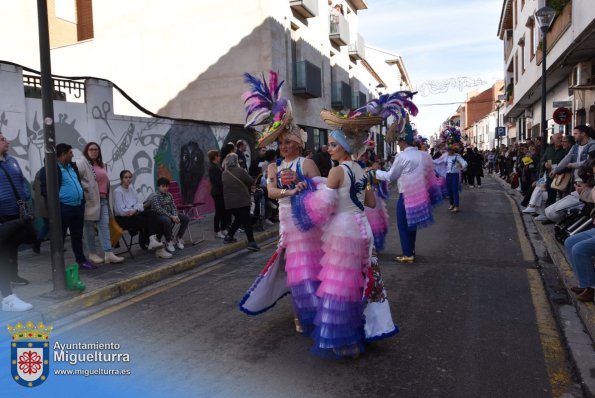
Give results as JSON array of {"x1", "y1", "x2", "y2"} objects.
[
  {"x1": 496, "y1": 126, "x2": 506, "y2": 137},
  {"x1": 553, "y1": 107, "x2": 572, "y2": 125}
]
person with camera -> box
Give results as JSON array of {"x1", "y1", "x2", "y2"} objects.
[
  {"x1": 563, "y1": 158, "x2": 595, "y2": 302},
  {"x1": 0, "y1": 132, "x2": 33, "y2": 311}
]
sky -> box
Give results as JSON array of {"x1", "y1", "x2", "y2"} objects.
[{"x1": 358, "y1": 0, "x2": 504, "y2": 136}]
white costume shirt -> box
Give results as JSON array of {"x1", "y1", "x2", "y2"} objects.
[
  {"x1": 435, "y1": 154, "x2": 468, "y2": 174},
  {"x1": 375, "y1": 147, "x2": 423, "y2": 192}
]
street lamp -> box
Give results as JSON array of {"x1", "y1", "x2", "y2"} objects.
[{"x1": 535, "y1": 5, "x2": 556, "y2": 156}]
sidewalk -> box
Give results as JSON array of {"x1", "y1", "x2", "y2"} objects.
[
  {"x1": 493, "y1": 173, "x2": 595, "y2": 342},
  {"x1": 0, "y1": 214, "x2": 278, "y2": 324}
]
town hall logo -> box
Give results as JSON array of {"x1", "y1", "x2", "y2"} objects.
[{"x1": 8, "y1": 321, "x2": 53, "y2": 387}]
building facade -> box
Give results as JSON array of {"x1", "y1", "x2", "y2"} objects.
[
  {"x1": 1, "y1": 0, "x2": 412, "y2": 153},
  {"x1": 498, "y1": 0, "x2": 595, "y2": 143}
]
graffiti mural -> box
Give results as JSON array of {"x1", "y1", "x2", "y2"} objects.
[
  {"x1": 0, "y1": 64, "x2": 228, "y2": 216},
  {"x1": 154, "y1": 124, "x2": 219, "y2": 213}
]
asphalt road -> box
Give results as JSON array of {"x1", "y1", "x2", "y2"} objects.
[{"x1": 42, "y1": 176, "x2": 582, "y2": 398}]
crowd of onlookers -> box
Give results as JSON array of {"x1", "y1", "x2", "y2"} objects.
[{"x1": 466, "y1": 125, "x2": 595, "y2": 303}]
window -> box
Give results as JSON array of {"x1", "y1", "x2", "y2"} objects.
[
  {"x1": 529, "y1": 22, "x2": 535, "y2": 60},
  {"x1": 55, "y1": 0, "x2": 76, "y2": 23},
  {"x1": 514, "y1": 52, "x2": 519, "y2": 83}
]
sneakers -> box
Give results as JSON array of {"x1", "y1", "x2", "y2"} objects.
[
  {"x1": 215, "y1": 231, "x2": 226, "y2": 239},
  {"x1": 2, "y1": 294, "x2": 33, "y2": 312},
  {"x1": 247, "y1": 242, "x2": 260, "y2": 252},
  {"x1": 148, "y1": 235, "x2": 164, "y2": 250},
  {"x1": 88, "y1": 253, "x2": 104, "y2": 264},
  {"x1": 223, "y1": 236, "x2": 237, "y2": 244},
  {"x1": 395, "y1": 255, "x2": 415, "y2": 263},
  {"x1": 534, "y1": 214, "x2": 548, "y2": 221},
  {"x1": 265, "y1": 219, "x2": 275, "y2": 226},
  {"x1": 104, "y1": 251, "x2": 125, "y2": 264},
  {"x1": 176, "y1": 238, "x2": 185, "y2": 250},
  {"x1": 448, "y1": 205, "x2": 454, "y2": 210},
  {"x1": 522, "y1": 206, "x2": 536, "y2": 214},
  {"x1": 11, "y1": 275, "x2": 29, "y2": 286},
  {"x1": 155, "y1": 247, "x2": 173, "y2": 259},
  {"x1": 450, "y1": 207, "x2": 460, "y2": 213},
  {"x1": 79, "y1": 260, "x2": 98, "y2": 270},
  {"x1": 166, "y1": 241, "x2": 176, "y2": 252},
  {"x1": 238, "y1": 228, "x2": 245, "y2": 234}
]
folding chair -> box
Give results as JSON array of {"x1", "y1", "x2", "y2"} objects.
[
  {"x1": 114, "y1": 228, "x2": 139, "y2": 258},
  {"x1": 169, "y1": 180, "x2": 205, "y2": 245}
]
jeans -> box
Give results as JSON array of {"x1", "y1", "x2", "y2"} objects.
[
  {"x1": 61, "y1": 203, "x2": 86, "y2": 263},
  {"x1": 396, "y1": 194, "x2": 416, "y2": 257},
  {"x1": 84, "y1": 198, "x2": 113, "y2": 254},
  {"x1": 211, "y1": 195, "x2": 229, "y2": 233},
  {"x1": 544, "y1": 192, "x2": 581, "y2": 223},
  {"x1": 36, "y1": 217, "x2": 49, "y2": 241},
  {"x1": 446, "y1": 173, "x2": 460, "y2": 207},
  {"x1": 0, "y1": 214, "x2": 25, "y2": 296},
  {"x1": 157, "y1": 214, "x2": 190, "y2": 242},
  {"x1": 564, "y1": 229, "x2": 595, "y2": 288}
]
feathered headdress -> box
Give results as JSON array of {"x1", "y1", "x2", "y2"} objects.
[
  {"x1": 357, "y1": 91, "x2": 419, "y2": 143},
  {"x1": 440, "y1": 126, "x2": 462, "y2": 151},
  {"x1": 243, "y1": 71, "x2": 304, "y2": 148}
]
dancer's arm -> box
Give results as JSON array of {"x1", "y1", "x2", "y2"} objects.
[{"x1": 266, "y1": 163, "x2": 301, "y2": 199}]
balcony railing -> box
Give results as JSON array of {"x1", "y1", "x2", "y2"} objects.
[
  {"x1": 329, "y1": 13, "x2": 349, "y2": 46},
  {"x1": 289, "y1": 0, "x2": 318, "y2": 19},
  {"x1": 348, "y1": 33, "x2": 365, "y2": 61},
  {"x1": 293, "y1": 61, "x2": 322, "y2": 99},
  {"x1": 23, "y1": 74, "x2": 85, "y2": 102},
  {"x1": 504, "y1": 36, "x2": 513, "y2": 61},
  {"x1": 331, "y1": 80, "x2": 352, "y2": 109},
  {"x1": 536, "y1": 1, "x2": 572, "y2": 65}
]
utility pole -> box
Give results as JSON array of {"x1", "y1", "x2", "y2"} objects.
[{"x1": 37, "y1": 0, "x2": 66, "y2": 290}]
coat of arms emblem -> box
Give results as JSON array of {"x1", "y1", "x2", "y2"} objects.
[{"x1": 8, "y1": 321, "x2": 53, "y2": 387}]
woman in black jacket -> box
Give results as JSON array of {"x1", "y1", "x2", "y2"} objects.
[{"x1": 208, "y1": 150, "x2": 229, "y2": 239}]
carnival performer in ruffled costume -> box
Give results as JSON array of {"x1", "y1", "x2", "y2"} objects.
[
  {"x1": 372, "y1": 121, "x2": 442, "y2": 263},
  {"x1": 433, "y1": 127, "x2": 468, "y2": 213},
  {"x1": 238, "y1": 71, "x2": 322, "y2": 335}
]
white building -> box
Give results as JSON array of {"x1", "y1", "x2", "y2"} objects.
[
  {"x1": 1, "y1": 0, "x2": 412, "y2": 154},
  {"x1": 498, "y1": 0, "x2": 595, "y2": 142}
]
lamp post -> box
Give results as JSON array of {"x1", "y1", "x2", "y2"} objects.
[{"x1": 535, "y1": 6, "x2": 556, "y2": 157}]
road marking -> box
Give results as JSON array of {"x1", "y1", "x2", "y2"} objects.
[
  {"x1": 55, "y1": 240, "x2": 277, "y2": 335},
  {"x1": 505, "y1": 194, "x2": 535, "y2": 262},
  {"x1": 526, "y1": 269, "x2": 576, "y2": 397}
]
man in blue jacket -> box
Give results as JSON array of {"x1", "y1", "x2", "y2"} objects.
[
  {"x1": 40, "y1": 143, "x2": 97, "y2": 270},
  {"x1": 0, "y1": 132, "x2": 33, "y2": 311}
]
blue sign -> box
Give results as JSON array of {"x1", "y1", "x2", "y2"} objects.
[{"x1": 496, "y1": 127, "x2": 506, "y2": 137}]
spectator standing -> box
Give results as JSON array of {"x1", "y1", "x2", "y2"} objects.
[
  {"x1": 150, "y1": 177, "x2": 190, "y2": 252},
  {"x1": 207, "y1": 150, "x2": 228, "y2": 239},
  {"x1": 236, "y1": 140, "x2": 248, "y2": 170},
  {"x1": 41, "y1": 143, "x2": 97, "y2": 270},
  {"x1": 0, "y1": 132, "x2": 33, "y2": 311},
  {"x1": 76, "y1": 142, "x2": 124, "y2": 264},
  {"x1": 222, "y1": 153, "x2": 259, "y2": 251},
  {"x1": 466, "y1": 147, "x2": 484, "y2": 188}
]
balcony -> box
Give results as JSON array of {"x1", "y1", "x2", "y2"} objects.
[
  {"x1": 329, "y1": 13, "x2": 349, "y2": 46},
  {"x1": 292, "y1": 61, "x2": 322, "y2": 99},
  {"x1": 536, "y1": 1, "x2": 572, "y2": 65},
  {"x1": 331, "y1": 80, "x2": 352, "y2": 109},
  {"x1": 289, "y1": 0, "x2": 318, "y2": 19},
  {"x1": 348, "y1": 33, "x2": 365, "y2": 61},
  {"x1": 504, "y1": 35, "x2": 513, "y2": 62}
]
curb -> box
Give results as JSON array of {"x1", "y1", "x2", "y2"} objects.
[
  {"x1": 46, "y1": 229, "x2": 278, "y2": 321},
  {"x1": 493, "y1": 175, "x2": 595, "y2": 343}
]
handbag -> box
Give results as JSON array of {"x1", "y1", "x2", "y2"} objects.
[
  {"x1": 108, "y1": 217, "x2": 124, "y2": 248},
  {"x1": 0, "y1": 162, "x2": 36, "y2": 244},
  {"x1": 551, "y1": 172, "x2": 571, "y2": 192}
]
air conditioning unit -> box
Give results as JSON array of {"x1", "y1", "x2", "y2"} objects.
[{"x1": 570, "y1": 62, "x2": 592, "y2": 87}]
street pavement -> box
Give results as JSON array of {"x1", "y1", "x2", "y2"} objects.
[{"x1": 2, "y1": 174, "x2": 589, "y2": 397}]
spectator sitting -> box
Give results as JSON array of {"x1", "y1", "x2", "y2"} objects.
[
  {"x1": 112, "y1": 170, "x2": 171, "y2": 259},
  {"x1": 563, "y1": 160, "x2": 595, "y2": 302},
  {"x1": 150, "y1": 177, "x2": 190, "y2": 253}
]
